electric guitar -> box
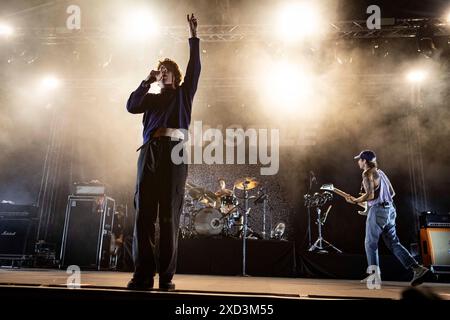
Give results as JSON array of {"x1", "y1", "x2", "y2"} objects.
[{"x1": 320, "y1": 184, "x2": 368, "y2": 216}]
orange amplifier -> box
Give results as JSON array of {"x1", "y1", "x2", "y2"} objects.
[{"x1": 419, "y1": 213, "x2": 450, "y2": 274}]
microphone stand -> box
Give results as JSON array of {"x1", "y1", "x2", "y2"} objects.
[
  {"x1": 242, "y1": 181, "x2": 251, "y2": 276},
  {"x1": 306, "y1": 173, "x2": 313, "y2": 247},
  {"x1": 255, "y1": 187, "x2": 269, "y2": 240}
]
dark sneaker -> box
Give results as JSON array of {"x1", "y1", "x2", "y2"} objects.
[
  {"x1": 126, "y1": 278, "x2": 154, "y2": 290},
  {"x1": 159, "y1": 280, "x2": 176, "y2": 291},
  {"x1": 411, "y1": 266, "x2": 430, "y2": 287}
]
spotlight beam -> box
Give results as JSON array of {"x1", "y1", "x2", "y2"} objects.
[
  {"x1": 406, "y1": 69, "x2": 427, "y2": 84},
  {"x1": 40, "y1": 75, "x2": 61, "y2": 90},
  {"x1": 0, "y1": 23, "x2": 14, "y2": 37},
  {"x1": 119, "y1": 8, "x2": 159, "y2": 41},
  {"x1": 276, "y1": 3, "x2": 325, "y2": 42}
]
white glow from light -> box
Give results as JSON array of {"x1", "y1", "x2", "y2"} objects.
[
  {"x1": 0, "y1": 23, "x2": 14, "y2": 37},
  {"x1": 148, "y1": 83, "x2": 161, "y2": 94},
  {"x1": 119, "y1": 9, "x2": 159, "y2": 40},
  {"x1": 406, "y1": 69, "x2": 427, "y2": 83},
  {"x1": 446, "y1": 10, "x2": 450, "y2": 23},
  {"x1": 261, "y1": 61, "x2": 314, "y2": 113},
  {"x1": 40, "y1": 75, "x2": 61, "y2": 90},
  {"x1": 276, "y1": 3, "x2": 324, "y2": 42}
]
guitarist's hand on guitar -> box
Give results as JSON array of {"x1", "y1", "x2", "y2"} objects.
[
  {"x1": 320, "y1": 184, "x2": 368, "y2": 215},
  {"x1": 345, "y1": 195, "x2": 357, "y2": 204}
]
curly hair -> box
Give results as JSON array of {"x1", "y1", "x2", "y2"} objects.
[
  {"x1": 157, "y1": 58, "x2": 182, "y2": 87},
  {"x1": 367, "y1": 160, "x2": 378, "y2": 168}
]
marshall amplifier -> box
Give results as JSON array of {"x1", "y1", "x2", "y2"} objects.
[
  {"x1": 60, "y1": 195, "x2": 115, "y2": 270},
  {"x1": 0, "y1": 204, "x2": 38, "y2": 257}
]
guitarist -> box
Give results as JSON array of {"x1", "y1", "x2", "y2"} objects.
[{"x1": 345, "y1": 150, "x2": 429, "y2": 286}]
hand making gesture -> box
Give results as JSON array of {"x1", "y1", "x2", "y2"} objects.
[{"x1": 187, "y1": 13, "x2": 198, "y2": 38}]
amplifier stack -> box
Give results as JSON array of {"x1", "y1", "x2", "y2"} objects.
[
  {"x1": 0, "y1": 203, "x2": 38, "y2": 267},
  {"x1": 60, "y1": 182, "x2": 116, "y2": 270}
]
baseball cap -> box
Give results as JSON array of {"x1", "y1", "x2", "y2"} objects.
[{"x1": 354, "y1": 150, "x2": 377, "y2": 162}]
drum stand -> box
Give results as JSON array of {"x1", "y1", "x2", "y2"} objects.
[
  {"x1": 180, "y1": 198, "x2": 193, "y2": 239},
  {"x1": 241, "y1": 182, "x2": 251, "y2": 276},
  {"x1": 255, "y1": 188, "x2": 270, "y2": 240},
  {"x1": 308, "y1": 206, "x2": 342, "y2": 254}
]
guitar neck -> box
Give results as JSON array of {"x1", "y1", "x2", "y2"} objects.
[
  {"x1": 333, "y1": 188, "x2": 367, "y2": 209},
  {"x1": 332, "y1": 188, "x2": 350, "y2": 198}
]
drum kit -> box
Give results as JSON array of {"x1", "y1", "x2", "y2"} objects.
[
  {"x1": 180, "y1": 177, "x2": 270, "y2": 240},
  {"x1": 182, "y1": 177, "x2": 284, "y2": 276}
]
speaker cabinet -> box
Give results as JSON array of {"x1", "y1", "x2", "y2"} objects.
[
  {"x1": 420, "y1": 227, "x2": 450, "y2": 273},
  {"x1": 0, "y1": 217, "x2": 37, "y2": 256},
  {"x1": 60, "y1": 195, "x2": 115, "y2": 270},
  {"x1": 0, "y1": 204, "x2": 38, "y2": 258}
]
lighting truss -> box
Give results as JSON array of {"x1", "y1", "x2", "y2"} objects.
[{"x1": 9, "y1": 18, "x2": 450, "y2": 45}]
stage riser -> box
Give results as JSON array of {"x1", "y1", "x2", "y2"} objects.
[{"x1": 177, "y1": 239, "x2": 296, "y2": 277}]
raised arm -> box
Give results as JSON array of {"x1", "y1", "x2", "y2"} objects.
[{"x1": 183, "y1": 14, "x2": 201, "y2": 99}]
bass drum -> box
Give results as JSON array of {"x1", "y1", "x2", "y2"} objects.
[{"x1": 192, "y1": 207, "x2": 224, "y2": 236}]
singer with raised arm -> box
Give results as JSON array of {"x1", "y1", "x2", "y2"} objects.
[{"x1": 125, "y1": 14, "x2": 200, "y2": 291}]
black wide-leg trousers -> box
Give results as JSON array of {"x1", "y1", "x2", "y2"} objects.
[{"x1": 132, "y1": 137, "x2": 187, "y2": 282}]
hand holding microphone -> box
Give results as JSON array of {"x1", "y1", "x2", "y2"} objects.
[{"x1": 145, "y1": 70, "x2": 162, "y2": 84}]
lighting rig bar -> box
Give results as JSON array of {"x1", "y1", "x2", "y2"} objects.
[{"x1": 8, "y1": 18, "x2": 450, "y2": 45}]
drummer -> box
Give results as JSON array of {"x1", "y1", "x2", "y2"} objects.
[
  {"x1": 215, "y1": 178, "x2": 233, "y2": 197},
  {"x1": 215, "y1": 178, "x2": 238, "y2": 217}
]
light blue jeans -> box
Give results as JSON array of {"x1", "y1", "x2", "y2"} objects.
[{"x1": 365, "y1": 203, "x2": 417, "y2": 269}]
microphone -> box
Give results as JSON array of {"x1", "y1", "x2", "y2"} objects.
[{"x1": 143, "y1": 76, "x2": 156, "y2": 87}]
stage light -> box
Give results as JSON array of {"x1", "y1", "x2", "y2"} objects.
[
  {"x1": 446, "y1": 10, "x2": 450, "y2": 23},
  {"x1": 40, "y1": 75, "x2": 61, "y2": 90},
  {"x1": 261, "y1": 61, "x2": 314, "y2": 112},
  {"x1": 335, "y1": 40, "x2": 354, "y2": 65},
  {"x1": 406, "y1": 69, "x2": 427, "y2": 83},
  {"x1": 417, "y1": 37, "x2": 436, "y2": 58},
  {"x1": 119, "y1": 8, "x2": 159, "y2": 41},
  {"x1": 276, "y1": 3, "x2": 324, "y2": 42},
  {"x1": 0, "y1": 23, "x2": 14, "y2": 37}
]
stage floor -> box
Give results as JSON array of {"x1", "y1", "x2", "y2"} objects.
[{"x1": 0, "y1": 269, "x2": 449, "y2": 300}]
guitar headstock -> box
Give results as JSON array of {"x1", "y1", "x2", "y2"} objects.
[{"x1": 320, "y1": 184, "x2": 334, "y2": 191}]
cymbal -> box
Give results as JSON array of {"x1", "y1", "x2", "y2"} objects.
[
  {"x1": 215, "y1": 189, "x2": 233, "y2": 197},
  {"x1": 185, "y1": 181, "x2": 201, "y2": 191},
  {"x1": 186, "y1": 186, "x2": 218, "y2": 204},
  {"x1": 185, "y1": 182, "x2": 196, "y2": 189},
  {"x1": 234, "y1": 177, "x2": 259, "y2": 190},
  {"x1": 186, "y1": 186, "x2": 205, "y2": 199},
  {"x1": 203, "y1": 190, "x2": 219, "y2": 201}
]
